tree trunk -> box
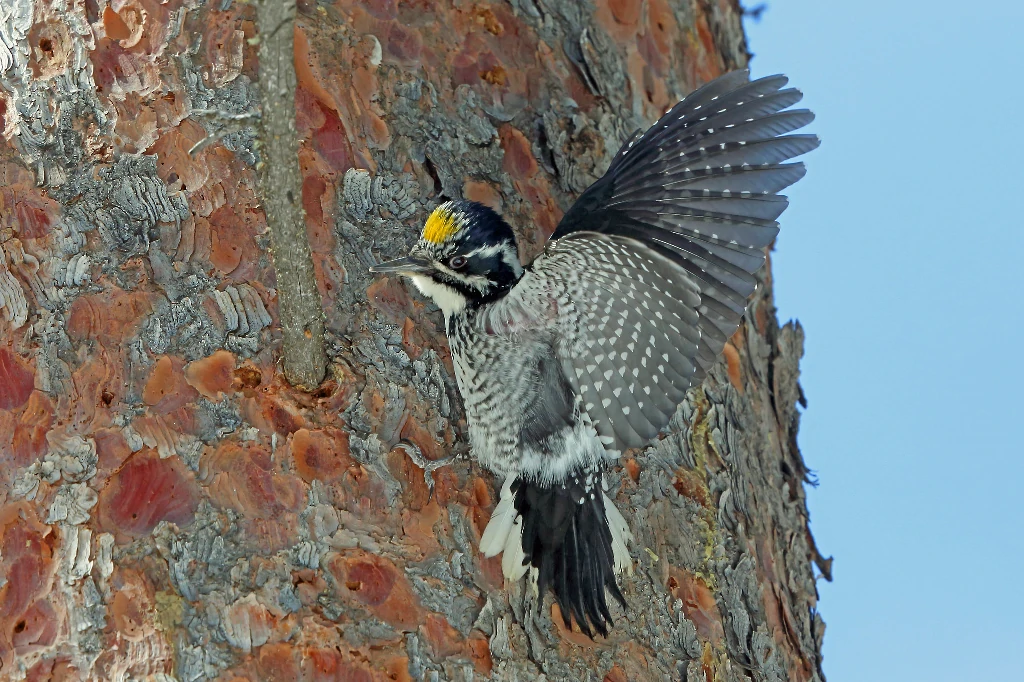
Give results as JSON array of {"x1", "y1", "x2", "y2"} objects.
[{"x1": 0, "y1": 0, "x2": 828, "y2": 680}]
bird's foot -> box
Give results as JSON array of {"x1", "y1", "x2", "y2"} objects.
[{"x1": 395, "y1": 440, "x2": 460, "y2": 502}]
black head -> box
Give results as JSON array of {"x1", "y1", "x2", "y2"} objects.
[{"x1": 370, "y1": 200, "x2": 524, "y2": 315}]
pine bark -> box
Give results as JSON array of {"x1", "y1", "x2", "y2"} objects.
[{"x1": 0, "y1": 1, "x2": 828, "y2": 680}]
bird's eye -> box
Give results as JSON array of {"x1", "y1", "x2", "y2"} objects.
[{"x1": 449, "y1": 255, "x2": 468, "y2": 270}]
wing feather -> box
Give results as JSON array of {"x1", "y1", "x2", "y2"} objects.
[{"x1": 486, "y1": 71, "x2": 815, "y2": 452}]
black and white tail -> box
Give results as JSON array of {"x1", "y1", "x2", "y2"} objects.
[{"x1": 479, "y1": 474, "x2": 633, "y2": 637}]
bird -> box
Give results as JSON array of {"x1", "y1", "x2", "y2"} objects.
[{"x1": 369, "y1": 70, "x2": 818, "y2": 637}]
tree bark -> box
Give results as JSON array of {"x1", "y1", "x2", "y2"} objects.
[{"x1": 0, "y1": 1, "x2": 828, "y2": 681}]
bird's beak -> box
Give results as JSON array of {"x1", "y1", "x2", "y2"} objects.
[{"x1": 369, "y1": 255, "x2": 432, "y2": 276}]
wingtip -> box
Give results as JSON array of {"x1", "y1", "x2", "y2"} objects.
[{"x1": 755, "y1": 72, "x2": 789, "y2": 86}]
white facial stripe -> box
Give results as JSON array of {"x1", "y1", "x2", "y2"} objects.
[{"x1": 410, "y1": 275, "x2": 467, "y2": 317}]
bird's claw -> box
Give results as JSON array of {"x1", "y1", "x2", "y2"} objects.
[{"x1": 395, "y1": 440, "x2": 459, "y2": 503}]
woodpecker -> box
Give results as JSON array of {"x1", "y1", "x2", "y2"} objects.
[{"x1": 370, "y1": 70, "x2": 817, "y2": 637}]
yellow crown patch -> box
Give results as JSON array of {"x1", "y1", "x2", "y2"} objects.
[{"x1": 422, "y1": 203, "x2": 460, "y2": 244}]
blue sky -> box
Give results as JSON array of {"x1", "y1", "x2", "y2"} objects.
[{"x1": 743, "y1": 1, "x2": 1024, "y2": 679}]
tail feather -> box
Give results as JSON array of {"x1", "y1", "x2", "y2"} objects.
[
  {"x1": 501, "y1": 516, "x2": 530, "y2": 582},
  {"x1": 479, "y1": 475, "x2": 517, "y2": 557},
  {"x1": 480, "y1": 473, "x2": 633, "y2": 637},
  {"x1": 602, "y1": 492, "x2": 634, "y2": 576}
]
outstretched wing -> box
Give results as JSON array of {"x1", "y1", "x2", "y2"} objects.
[{"x1": 488, "y1": 71, "x2": 817, "y2": 452}]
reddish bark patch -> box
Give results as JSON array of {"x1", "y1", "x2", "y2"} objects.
[
  {"x1": 10, "y1": 391, "x2": 52, "y2": 467},
  {"x1": 184, "y1": 350, "x2": 236, "y2": 401},
  {"x1": 531, "y1": 183, "x2": 564, "y2": 238},
  {"x1": 470, "y1": 475, "x2": 492, "y2": 509},
  {"x1": 266, "y1": 398, "x2": 305, "y2": 436},
  {"x1": 0, "y1": 507, "x2": 56, "y2": 646},
  {"x1": 500, "y1": 124, "x2": 539, "y2": 180},
  {"x1": 345, "y1": 556, "x2": 396, "y2": 606},
  {"x1": 238, "y1": 371, "x2": 310, "y2": 436},
  {"x1": 722, "y1": 342, "x2": 743, "y2": 393},
  {"x1": 111, "y1": 588, "x2": 147, "y2": 641},
  {"x1": 384, "y1": 21, "x2": 422, "y2": 65},
  {"x1": 421, "y1": 613, "x2": 462, "y2": 659},
  {"x1": 132, "y1": 409, "x2": 199, "y2": 454},
  {"x1": 67, "y1": 289, "x2": 153, "y2": 345},
  {"x1": 464, "y1": 475, "x2": 496, "y2": 551},
  {"x1": 678, "y1": 7, "x2": 722, "y2": 87},
  {"x1": 363, "y1": 0, "x2": 398, "y2": 20},
  {"x1": 143, "y1": 356, "x2": 198, "y2": 414},
  {"x1": 12, "y1": 599, "x2": 58, "y2": 655},
  {"x1": 452, "y1": 41, "x2": 488, "y2": 88},
  {"x1": 295, "y1": 85, "x2": 326, "y2": 135},
  {"x1": 550, "y1": 602, "x2": 606, "y2": 649},
  {"x1": 329, "y1": 551, "x2": 424, "y2": 631},
  {"x1": 463, "y1": 180, "x2": 502, "y2": 212},
  {"x1": 302, "y1": 173, "x2": 326, "y2": 233},
  {"x1": 25, "y1": 656, "x2": 75, "y2": 682},
  {"x1": 207, "y1": 442, "x2": 305, "y2": 519},
  {"x1": 605, "y1": 664, "x2": 629, "y2": 682},
  {"x1": 208, "y1": 204, "x2": 256, "y2": 277},
  {"x1": 301, "y1": 173, "x2": 336, "y2": 253},
  {"x1": 608, "y1": 0, "x2": 642, "y2": 26},
  {"x1": 312, "y1": 103, "x2": 353, "y2": 173},
  {"x1": 466, "y1": 633, "x2": 493, "y2": 675},
  {"x1": 667, "y1": 566, "x2": 724, "y2": 643},
  {"x1": 0, "y1": 349, "x2": 34, "y2": 411},
  {"x1": 1, "y1": 188, "x2": 58, "y2": 240},
  {"x1": 313, "y1": 252, "x2": 345, "y2": 323},
  {"x1": 401, "y1": 500, "x2": 442, "y2": 559},
  {"x1": 621, "y1": 457, "x2": 639, "y2": 482},
  {"x1": 150, "y1": 120, "x2": 208, "y2": 192},
  {"x1": 672, "y1": 468, "x2": 710, "y2": 508},
  {"x1": 100, "y1": 450, "x2": 198, "y2": 538},
  {"x1": 401, "y1": 317, "x2": 430, "y2": 361},
  {"x1": 258, "y1": 642, "x2": 300, "y2": 681},
  {"x1": 389, "y1": 413, "x2": 458, "y2": 503},
  {"x1": 366, "y1": 277, "x2": 418, "y2": 324},
  {"x1": 290, "y1": 428, "x2": 352, "y2": 484},
  {"x1": 90, "y1": 38, "x2": 129, "y2": 93},
  {"x1": 303, "y1": 648, "x2": 374, "y2": 682},
  {"x1": 645, "y1": 0, "x2": 677, "y2": 75},
  {"x1": 94, "y1": 428, "x2": 132, "y2": 472},
  {"x1": 14, "y1": 200, "x2": 54, "y2": 239},
  {"x1": 395, "y1": 418, "x2": 458, "y2": 508},
  {"x1": 103, "y1": 6, "x2": 132, "y2": 41},
  {"x1": 381, "y1": 655, "x2": 415, "y2": 682}
]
